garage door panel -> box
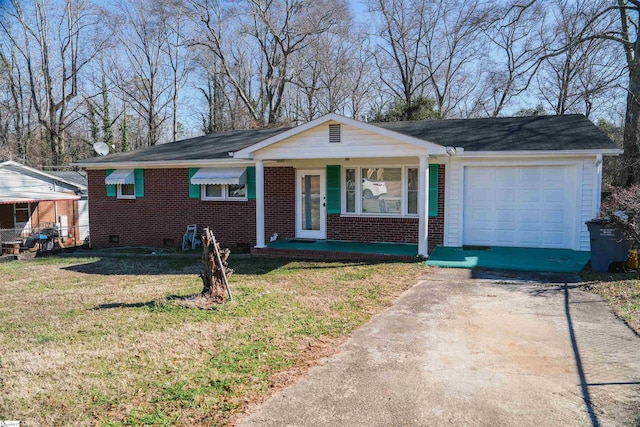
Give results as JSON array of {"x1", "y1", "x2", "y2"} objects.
[
  {"x1": 519, "y1": 231, "x2": 540, "y2": 246},
  {"x1": 463, "y1": 165, "x2": 577, "y2": 249},
  {"x1": 496, "y1": 190, "x2": 516, "y2": 203},
  {"x1": 495, "y1": 209, "x2": 516, "y2": 222},
  {"x1": 544, "y1": 211, "x2": 564, "y2": 224},
  {"x1": 519, "y1": 168, "x2": 541, "y2": 184},
  {"x1": 518, "y1": 191, "x2": 541, "y2": 203},
  {"x1": 542, "y1": 231, "x2": 565, "y2": 246},
  {"x1": 518, "y1": 210, "x2": 540, "y2": 223},
  {"x1": 544, "y1": 189, "x2": 565, "y2": 203}
]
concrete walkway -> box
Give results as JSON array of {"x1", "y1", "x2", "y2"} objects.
[{"x1": 240, "y1": 268, "x2": 640, "y2": 427}]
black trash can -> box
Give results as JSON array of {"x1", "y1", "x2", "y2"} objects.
[{"x1": 586, "y1": 220, "x2": 632, "y2": 272}]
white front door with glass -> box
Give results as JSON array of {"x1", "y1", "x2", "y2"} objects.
[{"x1": 296, "y1": 169, "x2": 326, "y2": 239}]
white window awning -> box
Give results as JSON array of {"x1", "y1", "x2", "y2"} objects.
[
  {"x1": 105, "y1": 169, "x2": 135, "y2": 185},
  {"x1": 190, "y1": 168, "x2": 246, "y2": 185}
]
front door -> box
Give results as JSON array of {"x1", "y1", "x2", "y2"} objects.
[
  {"x1": 13, "y1": 202, "x2": 31, "y2": 237},
  {"x1": 296, "y1": 169, "x2": 326, "y2": 239}
]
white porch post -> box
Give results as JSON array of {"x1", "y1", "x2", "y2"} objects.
[
  {"x1": 418, "y1": 154, "x2": 429, "y2": 257},
  {"x1": 255, "y1": 159, "x2": 266, "y2": 248}
]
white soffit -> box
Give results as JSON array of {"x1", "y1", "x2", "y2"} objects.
[
  {"x1": 105, "y1": 169, "x2": 135, "y2": 185},
  {"x1": 190, "y1": 168, "x2": 247, "y2": 185}
]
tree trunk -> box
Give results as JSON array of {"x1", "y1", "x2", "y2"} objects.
[
  {"x1": 200, "y1": 228, "x2": 233, "y2": 303},
  {"x1": 622, "y1": 61, "x2": 640, "y2": 187}
]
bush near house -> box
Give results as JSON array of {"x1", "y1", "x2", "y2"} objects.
[{"x1": 600, "y1": 184, "x2": 640, "y2": 249}]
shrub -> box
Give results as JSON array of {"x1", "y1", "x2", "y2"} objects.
[{"x1": 601, "y1": 184, "x2": 640, "y2": 248}]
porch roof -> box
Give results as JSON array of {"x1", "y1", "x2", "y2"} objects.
[{"x1": 0, "y1": 191, "x2": 80, "y2": 205}]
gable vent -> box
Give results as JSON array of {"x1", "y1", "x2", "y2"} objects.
[{"x1": 329, "y1": 123, "x2": 342, "y2": 143}]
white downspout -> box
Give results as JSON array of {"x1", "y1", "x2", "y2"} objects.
[{"x1": 255, "y1": 160, "x2": 266, "y2": 248}]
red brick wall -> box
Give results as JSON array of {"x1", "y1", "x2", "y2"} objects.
[
  {"x1": 326, "y1": 164, "x2": 445, "y2": 251},
  {"x1": 264, "y1": 167, "x2": 295, "y2": 241},
  {"x1": 87, "y1": 168, "x2": 256, "y2": 249},
  {"x1": 87, "y1": 164, "x2": 445, "y2": 251}
]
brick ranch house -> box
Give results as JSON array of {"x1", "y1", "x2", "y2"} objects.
[{"x1": 74, "y1": 114, "x2": 620, "y2": 258}]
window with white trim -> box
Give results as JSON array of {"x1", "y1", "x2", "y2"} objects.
[
  {"x1": 117, "y1": 184, "x2": 135, "y2": 199},
  {"x1": 201, "y1": 183, "x2": 247, "y2": 201},
  {"x1": 343, "y1": 166, "x2": 418, "y2": 216}
]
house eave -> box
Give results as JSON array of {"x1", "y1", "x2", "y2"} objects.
[
  {"x1": 451, "y1": 149, "x2": 622, "y2": 159},
  {"x1": 73, "y1": 158, "x2": 256, "y2": 170}
]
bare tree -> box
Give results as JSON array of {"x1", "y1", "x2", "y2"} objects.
[
  {"x1": 192, "y1": 0, "x2": 348, "y2": 126},
  {"x1": 0, "y1": 0, "x2": 102, "y2": 165},
  {"x1": 418, "y1": 0, "x2": 485, "y2": 118},
  {"x1": 0, "y1": 41, "x2": 34, "y2": 162},
  {"x1": 536, "y1": 0, "x2": 622, "y2": 117},
  {"x1": 109, "y1": 0, "x2": 174, "y2": 146},
  {"x1": 368, "y1": 0, "x2": 431, "y2": 119},
  {"x1": 479, "y1": 1, "x2": 547, "y2": 117}
]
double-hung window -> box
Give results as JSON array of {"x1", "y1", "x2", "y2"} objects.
[
  {"x1": 190, "y1": 167, "x2": 248, "y2": 201},
  {"x1": 201, "y1": 183, "x2": 247, "y2": 201},
  {"x1": 343, "y1": 166, "x2": 419, "y2": 216}
]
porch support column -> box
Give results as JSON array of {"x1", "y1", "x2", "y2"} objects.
[
  {"x1": 418, "y1": 154, "x2": 429, "y2": 258},
  {"x1": 255, "y1": 159, "x2": 266, "y2": 248}
]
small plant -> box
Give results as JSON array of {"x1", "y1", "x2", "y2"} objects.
[{"x1": 601, "y1": 184, "x2": 640, "y2": 248}]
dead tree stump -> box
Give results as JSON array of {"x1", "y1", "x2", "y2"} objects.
[{"x1": 200, "y1": 228, "x2": 233, "y2": 303}]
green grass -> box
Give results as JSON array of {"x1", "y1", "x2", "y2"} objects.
[
  {"x1": 0, "y1": 255, "x2": 425, "y2": 426},
  {"x1": 581, "y1": 270, "x2": 640, "y2": 335}
]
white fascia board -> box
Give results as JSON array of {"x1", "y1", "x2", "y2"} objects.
[
  {"x1": 233, "y1": 113, "x2": 448, "y2": 158},
  {"x1": 452, "y1": 149, "x2": 623, "y2": 159},
  {"x1": 0, "y1": 160, "x2": 87, "y2": 190},
  {"x1": 74, "y1": 158, "x2": 256, "y2": 170}
]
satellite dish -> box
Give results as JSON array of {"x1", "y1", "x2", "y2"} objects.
[{"x1": 93, "y1": 141, "x2": 109, "y2": 156}]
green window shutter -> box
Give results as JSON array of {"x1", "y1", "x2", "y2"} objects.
[
  {"x1": 428, "y1": 164, "x2": 438, "y2": 217},
  {"x1": 106, "y1": 169, "x2": 116, "y2": 197},
  {"x1": 326, "y1": 165, "x2": 341, "y2": 214},
  {"x1": 188, "y1": 168, "x2": 200, "y2": 198},
  {"x1": 246, "y1": 166, "x2": 256, "y2": 200},
  {"x1": 134, "y1": 169, "x2": 144, "y2": 198}
]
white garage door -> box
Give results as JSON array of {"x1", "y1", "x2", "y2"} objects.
[{"x1": 463, "y1": 165, "x2": 577, "y2": 249}]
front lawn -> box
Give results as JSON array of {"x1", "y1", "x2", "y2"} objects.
[
  {"x1": 0, "y1": 255, "x2": 424, "y2": 426},
  {"x1": 581, "y1": 270, "x2": 640, "y2": 335}
]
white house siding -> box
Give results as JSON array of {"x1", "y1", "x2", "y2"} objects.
[
  {"x1": 579, "y1": 158, "x2": 597, "y2": 251},
  {"x1": 78, "y1": 198, "x2": 90, "y2": 242},
  {"x1": 254, "y1": 122, "x2": 427, "y2": 160},
  {"x1": 0, "y1": 166, "x2": 78, "y2": 193},
  {"x1": 444, "y1": 159, "x2": 462, "y2": 247},
  {"x1": 444, "y1": 156, "x2": 600, "y2": 251}
]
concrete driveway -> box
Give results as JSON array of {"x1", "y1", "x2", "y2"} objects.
[{"x1": 240, "y1": 268, "x2": 640, "y2": 427}]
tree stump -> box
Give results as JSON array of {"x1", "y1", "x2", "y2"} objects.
[{"x1": 200, "y1": 228, "x2": 233, "y2": 303}]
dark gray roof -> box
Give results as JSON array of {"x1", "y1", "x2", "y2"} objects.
[
  {"x1": 47, "y1": 170, "x2": 87, "y2": 187},
  {"x1": 77, "y1": 127, "x2": 290, "y2": 164},
  {"x1": 375, "y1": 114, "x2": 618, "y2": 151},
  {"x1": 77, "y1": 114, "x2": 617, "y2": 165}
]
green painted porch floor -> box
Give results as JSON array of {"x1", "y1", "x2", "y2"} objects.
[
  {"x1": 267, "y1": 239, "x2": 418, "y2": 257},
  {"x1": 426, "y1": 246, "x2": 590, "y2": 273}
]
